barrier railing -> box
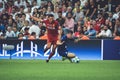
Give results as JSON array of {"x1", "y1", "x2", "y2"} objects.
[{"x1": 0, "y1": 40, "x2": 120, "y2": 60}]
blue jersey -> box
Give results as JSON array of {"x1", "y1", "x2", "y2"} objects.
[{"x1": 57, "y1": 35, "x2": 70, "y2": 57}]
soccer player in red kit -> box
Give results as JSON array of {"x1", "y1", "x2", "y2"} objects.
[{"x1": 31, "y1": 14, "x2": 59, "y2": 62}]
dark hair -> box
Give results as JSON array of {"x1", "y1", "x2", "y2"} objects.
[
  {"x1": 67, "y1": 30, "x2": 73, "y2": 34},
  {"x1": 116, "y1": 31, "x2": 120, "y2": 36},
  {"x1": 31, "y1": 32, "x2": 36, "y2": 35},
  {"x1": 48, "y1": 14, "x2": 54, "y2": 17},
  {"x1": 79, "y1": 30, "x2": 84, "y2": 34},
  {"x1": 18, "y1": 33, "x2": 24, "y2": 37},
  {"x1": 22, "y1": 13, "x2": 26, "y2": 17},
  {"x1": 58, "y1": 11, "x2": 62, "y2": 14},
  {"x1": 24, "y1": 27, "x2": 29, "y2": 31}
]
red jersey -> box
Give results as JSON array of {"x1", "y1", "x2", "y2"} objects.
[
  {"x1": 43, "y1": 20, "x2": 59, "y2": 43},
  {"x1": 43, "y1": 20, "x2": 59, "y2": 36}
]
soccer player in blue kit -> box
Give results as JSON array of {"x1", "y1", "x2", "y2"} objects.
[{"x1": 57, "y1": 30, "x2": 76, "y2": 62}]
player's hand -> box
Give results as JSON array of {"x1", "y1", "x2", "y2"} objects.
[
  {"x1": 74, "y1": 39, "x2": 80, "y2": 43},
  {"x1": 57, "y1": 41, "x2": 64, "y2": 45}
]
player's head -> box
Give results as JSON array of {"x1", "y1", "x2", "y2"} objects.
[
  {"x1": 66, "y1": 30, "x2": 73, "y2": 39},
  {"x1": 48, "y1": 14, "x2": 54, "y2": 23},
  {"x1": 58, "y1": 11, "x2": 62, "y2": 18}
]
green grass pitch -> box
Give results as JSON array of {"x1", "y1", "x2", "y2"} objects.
[{"x1": 0, "y1": 60, "x2": 120, "y2": 80}]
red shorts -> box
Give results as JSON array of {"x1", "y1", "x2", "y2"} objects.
[{"x1": 47, "y1": 35, "x2": 58, "y2": 44}]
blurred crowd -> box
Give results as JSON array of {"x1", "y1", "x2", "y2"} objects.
[{"x1": 0, "y1": 0, "x2": 120, "y2": 40}]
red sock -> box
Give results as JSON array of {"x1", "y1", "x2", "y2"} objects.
[
  {"x1": 48, "y1": 52, "x2": 54, "y2": 60},
  {"x1": 44, "y1": 48, "x2": 49, "y2": 53}
]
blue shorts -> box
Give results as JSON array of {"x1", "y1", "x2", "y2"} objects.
[{"x1": 58, "y1": 51, "x2": 68, "y2": 57}]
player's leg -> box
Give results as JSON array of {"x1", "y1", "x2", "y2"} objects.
[
  {"x1": 57, "y1": 28, "x2": 63, "y2": 45},
  {"x1": 46, "y1": 43, "x2": 57, "y2": 62},
  {"x1": 61, "y1": 52, "x2": 75, "y2": 63},
  {"x1": 45, "y1": 42, "x2": 52, "y2": 62},
  {"x1": 67, "y1": 53, "x2": 76, "y2": 58},
  {"x1": 44, "y1": 42, "x2": 51, "y2": 53},
  {"x1": 66, "y1": 53, "x2": 76, "y2": 62}
]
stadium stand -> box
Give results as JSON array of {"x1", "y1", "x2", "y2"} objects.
[{"x1": 0, "y1": 0, "x2": 120, "y2": 40}]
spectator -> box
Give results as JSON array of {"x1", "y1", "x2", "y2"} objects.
[
  {"x1": 77, "y1": 30, "x2": 90, "y2": 40},
  {"x1": 74, "y1": 26, "x2": 83, "y2": 38},
  {"x1": 92, "y1": 20, "x2": 100, "y2": 34},
  {"x1": 6, "y1": 1, "x2": 13, "y2": 15},
  {"x1": 19, "y1": 13, "x2": 27, "y2": 29},
  {"x1": 41, "y1": 7, "x2": 47, "y2": 16},
  {"x1": 64, "y1": 12, "x2": 75, "y2": 32},
  {"x1": 23, "y1": 27, "x2": 30, "y2": 38},
  {"x1": 32, "y1": 8, "x2": 39, "y2": 17},
  {"x1": 11, "y1": 6, "x2": 17, "y2": 18},
  {"x1": 74, "y1": 20, "x2": 83, "y2": 32},
  {"x1": 113, "y1": 7, "x2": 120, "y2": 20},
  {"x1": 40, "y1": 31, "x2": 47, "y2": 40},
  {"x1": 114, "y1": 32, "x2": 120, "y2": 40},
  {"x1": 31, "y1": 1, "x2": 39, "y2": 14},
  {"x1": 46, "y1": 7, "x2": 54, "y2": 16},
  {"x1": 105, "y1": 19, "x2": 113, "y2": 32},
  {"x1": 97, "y1": 0, "x2": 108, "y2": 12},
  {"x1": 0, "y1": 34, "x2": 4, "y2": 39},
  {"x1": 82, "y1": 1, "x2": 89, "y2": 15},
  {"x1": 14, "y1": 14, "x2": 22, "y2": 30},
  {"x1": 73, "y1": 2, "x2": 81, "y2": 13},
  {"x1": 107, "y1": 12, "x2": 114, "y2": 22},
  {"x1": 96, "y1": 13, "x2": 105, "y2": 27},
  {"x1": 54, "y1": 6, "x2": 59, "y2": 20},
  {"x1": 0, "y1": 30, "x2": 3, "y2": 36},
  {"x1": 18, "y1": 6, "x2": 25, "y2": 14},
  {"x1": 0, "y1": 21, "x2": 5, "y2": 32},
  {"x1": 24, "y1": 6, "x2": 31, "y2": 22},
  {"x1": 114, "y1": 19, "x2": 120, "y2": 36},
  {"x1": 1, "y1": 13, "x2": 9, "y2": 27},
  {"x1": 7, "y1": 18, "x2": 14, "y2": 28},
  {"x1": 97, "y1": 25, "x2": 112, "y2": 38},
  {"x1": 84, "y1": 24, "x2": 96, "y2": 37},
  {"x1": 0, "y1": 2, "x2": 4, "y2": 12},
  {"x1": 18, "y1": 33, "x2": 25, "y2": 39},
  {"x1": 66, "y1": 6, "x2": 73, "y2": 17},
  {"x1": 67, "y1": 1, "x2": 73, "y2": 7},
  {"x1": 84, "y1": 17, "x2": 91, "y2": 30},
  {"x1": 12, "y1": 27, "x2": 20, "y2": 37},
  {"x1": 79, "y1": 17, "x2": 84, "y2": 26},
  {"x1": 20, "y1": 20, "x2": 30, "y2": 33},
  {"x1": 14, "y1": 0, "x2": 22, "y2": 8},
  {"x1": 76, "y1": 0, "x2": 81, "y2": 7},
  {"x1": 73, "y1": 8, "x2": 84, "y2": 24},
  {"x1": 62, "y1": 5, "x2": 67, "y2": 17},
  {"x1": 28, "y1": 32, "x2": 36, "y2": 40},
  {"x1": 111, "y1": 0, "x2": 120, "y2": 12},
  {"x1": 56, "y1": 11, "x2": 65, "y2": 28},
  {"x1": 29, "y1": 22, "x2": 41, "y2": 38},
  {"x1": 86, "y1": 0, "x2": 97, "y2": 19},
  {"x1": 0, "y1": 0, "x2": 120, "y2": 40},
  {"x1": 46, "y1": 1, "x2": 54, "y2": 11},
  {"x1": 21, "y1": 0, "x2": 27, "y2": 8},
  {"x1": 71, "y1": 0, "x2": 80, "y2": 7},
  {"x1": 80, "y1": 0, "x2": 88, "y2": 7},
  {"x1": 5, "y1": 27, "x2": 15, "y2": 38}
]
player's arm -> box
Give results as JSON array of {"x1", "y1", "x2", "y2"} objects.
[
  {"x1": 30, "y1": 15, "x2": 43, "y2": 22},
  {"x1": 57, "y1": 27, "x2": 64, "y2": 45},
  {"x1": 74, "y1": 37, "x2": 81, "y2": 43},
  {"x1": 58, "y1": 26, "x2": 62, "y2": 35},
  {"x1": 57, "y1": 22, "x2": 63, "y2": 45}
]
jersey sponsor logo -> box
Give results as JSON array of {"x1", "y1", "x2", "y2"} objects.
[{"x1": 46, "y1": 24, "x2": 56, "y2": 30}]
